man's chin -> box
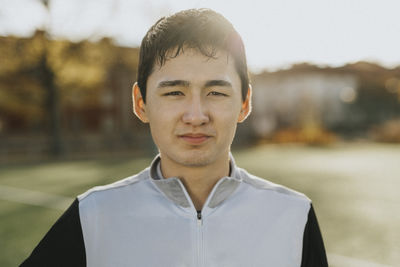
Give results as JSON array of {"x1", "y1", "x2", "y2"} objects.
[
  {"x1": 179, "y1": 156, "x2": 214, "y2": 167},
  {"x1": 169, "y1": 151, "x2": 216, "y2": 167}
]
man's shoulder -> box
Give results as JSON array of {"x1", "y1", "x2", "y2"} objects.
[
  {"x1": 77, "y1": 167, "x2": 150, "y2": 202},
  {"x1": 236, "y1": 167, "x2": 311, "y2": 203}
]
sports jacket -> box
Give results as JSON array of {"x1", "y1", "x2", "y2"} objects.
[{"x1": 21, "y1": 155, "x2": 328, "y2": 267}]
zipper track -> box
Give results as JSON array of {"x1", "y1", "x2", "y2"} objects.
[{"x1": 196, "y1": 210, "x2": 203, "y2": 267}]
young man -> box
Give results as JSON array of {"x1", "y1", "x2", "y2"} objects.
[{"x1": 21, "y1": 9, "x2": 328, "y2": 267}]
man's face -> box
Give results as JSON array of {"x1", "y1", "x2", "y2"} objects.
[{"x1": 134, "y1": 48, "x2": 250, "y2": 168}]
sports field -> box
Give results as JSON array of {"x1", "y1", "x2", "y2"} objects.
[{"x1": 1, "y1": 142, "x2": 399, "y2": 267}]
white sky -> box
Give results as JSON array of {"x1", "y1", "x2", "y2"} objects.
[{"x1": 1, "y1": 0, "x2": 400, "y2": 72}]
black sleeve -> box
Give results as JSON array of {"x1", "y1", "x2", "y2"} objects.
[
  {"x1": 20, "y1": 198, "x2": 86, "y2": 267},
  {"x1": 301, "y1": 204, "x2": 328, "y2": 267}
]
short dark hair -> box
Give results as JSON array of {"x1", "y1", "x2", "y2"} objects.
[{"x1": 137, "y1": 8, "x2": 249, "y2": 103}]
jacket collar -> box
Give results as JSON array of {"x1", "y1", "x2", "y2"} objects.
[{"x1": 149, "y1": 154, "x2": 242, "y2": 210}]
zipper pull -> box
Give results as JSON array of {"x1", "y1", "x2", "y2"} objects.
[{"x1": 197, "y1": 210, "x2": 202, "y2": 226}]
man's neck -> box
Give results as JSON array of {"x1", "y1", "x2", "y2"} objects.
[{"x1": 159, "y1": 154, "x2": 230, "y2": 211}]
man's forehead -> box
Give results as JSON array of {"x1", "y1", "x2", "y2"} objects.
[
  {"x1": 156, "y1": 79, "x2": 233, "y2": 89},
  {"x1": 156, "y1": 47, "x2": 231, "y2": 67},
  {"x1": 151, "y1": 59, "x2": 238, "y2": 86},
  {"x1": 146, "y1": 47, "x2": 241, "y2": 90}
]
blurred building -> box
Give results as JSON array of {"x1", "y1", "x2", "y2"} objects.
[
  {"x1": 251, "y1": 65, "x2": 358, "y2": 138},
  {"x1": 247, "y1": 62, "x2": 400, "y2": 144}
]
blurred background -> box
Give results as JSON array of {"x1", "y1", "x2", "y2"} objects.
[{"x1": 0, "y1": 0, "x2": 399, "y2": 266}]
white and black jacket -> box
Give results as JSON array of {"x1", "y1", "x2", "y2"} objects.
[{"x1": 21, "y1": 155, "x2": 328, "y2": 267}]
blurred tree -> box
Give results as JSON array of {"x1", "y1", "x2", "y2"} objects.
[
  {"x1": 40, "y1": 0, "x2": 63, "y2": 156},
  {"x1": 0, "y1": 33, "x2": 46, "y2": 131},
  {"x1": 0, "y1": 32, "x2": 141, "y2": 157},
  {"x1": 0, "y1": 0, "x2": 145, "y2": 159}
]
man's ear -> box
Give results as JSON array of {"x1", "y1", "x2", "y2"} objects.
[
  {"x1": 238, "y1": 84, "x2": 252, "y2": 123},
  {"x1": 132, "y1": 82, "x2": 149, "y2": 123}
]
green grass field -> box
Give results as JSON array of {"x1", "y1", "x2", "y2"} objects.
[{"x1": 1, "y1": 142, "x2": 399, "y2": 267}]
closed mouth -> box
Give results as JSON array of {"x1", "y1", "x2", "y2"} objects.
[{"x1": 178, "y1": 133, "x2": 212, "y2": 144}]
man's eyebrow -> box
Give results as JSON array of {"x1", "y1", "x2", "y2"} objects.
[
  {"x1": 204, "y1": 80, "x2": 232, "y2": 88},
  {"x1": 157, "y1": 80, "x2": 190, "y2": 88}
]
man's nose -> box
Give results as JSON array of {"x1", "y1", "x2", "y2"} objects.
[{"x1": 182, "y1": 96, "x2": 210, "y2": 126}]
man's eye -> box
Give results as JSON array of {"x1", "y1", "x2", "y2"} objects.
[
  {"x1": 208, "y1": 91, "x2": 227, "y2": 96},
  {"x1": 164, "y1": 91, "x2": 184, "y2": 96}
]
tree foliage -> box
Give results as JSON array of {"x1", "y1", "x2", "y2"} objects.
[{"x1": 0, "y1": 31, "x2": 139, "y2": 133}]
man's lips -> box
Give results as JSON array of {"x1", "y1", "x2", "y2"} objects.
[{"x1": 178, "y1": 133, "x2": 212, "y2": 144}]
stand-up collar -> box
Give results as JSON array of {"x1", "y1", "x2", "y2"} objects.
[{"x1": 149, "y1": 154, "x2": 242, "y2": 210}]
